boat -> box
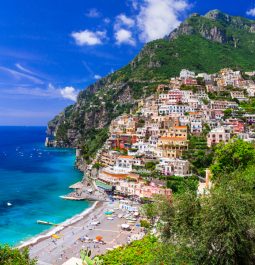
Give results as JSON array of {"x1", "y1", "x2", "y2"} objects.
[{"x1": 37, "y1": 220, "x2": 57, "y2": 226}]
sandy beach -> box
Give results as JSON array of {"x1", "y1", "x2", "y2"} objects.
[{"x1": 26, "y1": 200, "x2": 142, "y2": 265}]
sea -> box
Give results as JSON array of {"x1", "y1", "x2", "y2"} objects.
[{"x1": 0, "y1": 126, "x2": 91, "y2": 246}]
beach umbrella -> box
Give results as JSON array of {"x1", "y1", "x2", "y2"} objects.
[
  {"x1": 104, "y1": 211, "x2": 112, "y2": 215},
  {"x1": 96, "y1": 236, "x2": 103, "y2": 241},
  {"x1": 52, "y1": 234, "x2": 60, "y2": 239}
]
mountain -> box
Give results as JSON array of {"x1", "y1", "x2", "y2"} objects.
[{"x1": 48, "y1": 10, "x2": 255, "y2": 162}]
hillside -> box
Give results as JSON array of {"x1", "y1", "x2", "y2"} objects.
[{"x1": 48, "y1": 10, "x2": 255, "y2": 160}]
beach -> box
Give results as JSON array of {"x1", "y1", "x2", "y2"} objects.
[{"x1": 26, "y1": 200, "x2": 143, "y2": 265}]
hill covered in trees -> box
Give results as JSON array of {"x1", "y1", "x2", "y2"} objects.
[{"x1": 48, "y1": 10, "x2": 255, "y2": 161}]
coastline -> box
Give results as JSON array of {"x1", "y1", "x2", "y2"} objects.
[
  {"x1": 28, "y1": 199, "x2": 143, "y2": 265},
  {"x1": 18, "y1": 200, "x2": 101, "y2": 249}
]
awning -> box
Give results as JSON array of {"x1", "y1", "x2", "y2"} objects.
[{"x1": 121, "y1": 224, "x2": 130, "y2": 229}]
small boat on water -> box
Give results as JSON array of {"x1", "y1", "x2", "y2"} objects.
[
  {"x1": 37, "y1": 220, "x2": 57, "y2": 226},
  {"x1": 7, "y1": 202, "x2": 12, "y2": 206}
]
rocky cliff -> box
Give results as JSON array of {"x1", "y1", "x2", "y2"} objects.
[
  {"x1": 47, "y1": 10, "x2": 255, "y2": 162},
  {"x1": 168, "y1": 10, "x2": 255, "y2": 46}
]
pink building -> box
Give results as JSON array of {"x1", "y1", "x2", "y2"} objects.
[
  {"x1": 225, "y1": 119, "x2": 245, "y2": 133},
  {"x1": 207, "y1": 126, "x2": 231, "y2": 147},
  {"x1": 182, "y1": 78, "x2": 197, "y2": 86},
  {"x1": 159, "y1": 89, "x2": 183, "y2": 104},
  {"x1": 140, "y1": 182, "x2": 172, "y2": 198},
  {"x1": 116, "y1": 180, "x2": 172, "y2": 199}
]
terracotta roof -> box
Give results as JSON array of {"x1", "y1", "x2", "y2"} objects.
[
  {"x1": 174, "y1": 126, "x2": 187, "y2": 129},
  {"x1": 160, "y1": 137, "x2": 187, "y2": 141},
  {"x1": 189, "y1": 112, "x2": 200, "y2": 115},
  {"x1": 127, "y1": 173, "x2": 140, "y2": 179},
  {"x1": 118, "y1": 155, "x2": 134, "y2": 159},
  {"x1": 101, "y1": 171, "x2": 128, "y2": 179}
]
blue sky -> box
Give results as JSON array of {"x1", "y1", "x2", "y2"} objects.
[{"x1": 1, "y1": 0, "x2": 255, "y2": 125}]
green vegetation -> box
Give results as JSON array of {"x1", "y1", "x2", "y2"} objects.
[
  {"x1": 210, "y1": 139, "x2": 255, "y2": 182},
  {"x1": 144, "y1": 161, "x2": 157, "y2": 171},
  {"x1": 80, "y1": 249, "x2": 103, "y2": 265},
  {"x1": 140, "y1": 219, "x2": 150, "y2": 229},
  {"x1": 81, "y1": 128, "x2": 109, "y2": 163},
  {"x1": 240, "y1": 98, "x2": 255, "y2": 114},
  {"x1": 166, "y1": 175, "x2": 199, "y2": 194},
  {"x1": 183, "y1": 135, "x2": 213, "y2": 177},
  {"x1": 144, "y1": 140, "x2": 255, "y2": 264},
  {"x1": 0, "y1": 246, "x2": 36, "y2": 265},
  {"x1": 100, "y1": 140, "x2": 255, "y2": 264},
  {"x1": 99, "y1": 236, "x2": 158, "y2": 265},
  {"x1": 92, "y1": 162, "x2": 103, "y2": 170},
  {"x1": 50, "y1": 11, "x2": 255, "y2": 152},
  {"x1": 223, "y1": 108, "x2": 232, "y2": 119}
]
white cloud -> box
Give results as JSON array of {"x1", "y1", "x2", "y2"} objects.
[
  {"x1": 15, "y1": 63, "x2": 38, "y2": 76},
  {"x1": 1, "y1": 81, "x2": 79, "y2": 102},
  {"x1": 115, "y1": 29, "x2": 136, "y2": 46},
  {"x1": 247, "y1": 8, "x2": 255, "y2": 17},
  {"x1": 130, "y1": 0, "x2": 139, "y2": 10},
  {"x1": 60, "y1": 86, "x2": 78, "y2": 101},
  {"x1": 114, "y1": 14, "x2": 136, "y2": 46},
  {"x1": 115, "y1": 14, "x2": 135, "y2": 29},
  {"x1": 104, "y1": 18, "x2": 111, "y2": 24},
  {"x1": 85, "y1": 8, "x2": 101, "y2": 18},
  {"x1": 137, "y1": 0, "x2": 189, "y2": 42},
  {"x1": 71, "y1": 30, "x2": 106, "y2": 46},
  {"x1": 0, "y1": 66, "x2": 44, "y2": 84},
  {"x1": 94, "y1": 74, "x2": 102, "y2": 80}
]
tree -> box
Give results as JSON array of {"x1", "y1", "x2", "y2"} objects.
[
  {"x1": 144, "y1": 161, "x2": 157, "y2": 171},
  {"x1": 0, "y1": 246, "x2": 36, "y2": 265},
  {"x1": 223, "y1": 108, "x2": 232, "y2": 119},
  {"x1": 166, "y1": 176, "x2": 199, "y2": 194},
  {"x1": 92, "y1": 162, "x2": 102, "y2": 170},
  {"x1": 99, "y1": 236, "x2": 158, "y2": 265},
  {"x1": 153, "y1": 161, "x2": 255, "y2": 265},
  {"x1": 80, "y1": 249, "x2": 103, "y2": 265},
  {"x1": 210, "y1": 139, "x2": 255, "y2": 182},
  {"x1": 197, "y1": 185, "x2": 255, "y2": 265}
]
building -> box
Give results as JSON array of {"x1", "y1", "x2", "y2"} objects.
[
  {"x1": 182, "y1": 77, "x2": 198, "y2": 86},
  {"x1": 210, "y1": 100, "x2": 238, "y2": 110},
  {"x1": 114, "y1": 155, "x2": 142, "y2": 173},
  {"x1": 230, "y1": 91, "x2": 247, "y2": 101},
  {"x1": 190, "y1": 119, "x2": 203, "y2": 134},
  {"x1": 244, "y1": 114, "x2": 255, "y2": 124},
  {"x1": 116, "y1": 180, "x2": 172, "y2": 199},
  {"x1": 159, "y1": 104, "x2": 192, "y2": 115},
  {"x1": 224, "y1": 119, "x2": 245, "y2": 133},
  {"x1": 207, "y1": 126, "x2": 232, "y2": 147},
  {"x1": 157, "y1": 136, "x2": 188, "y2": 158},
  {"x1": 156, "y1": 157, "x2": 190, "y2": 176},
  {"x1": 100, "y1": 150, "x2": 119, "y2": 167},
  {"x1": 180, "y1": 69, "x2": 196, "y2": 79}
]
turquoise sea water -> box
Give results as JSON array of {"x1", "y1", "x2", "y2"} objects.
[{"x1": 0, "y1": 126, "x2": 91, "y2": 246}]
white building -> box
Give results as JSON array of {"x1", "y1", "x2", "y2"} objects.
[
  {"x1": 180, "y1": 69, "x2": 196, "y2": 79},
  {"x1": 113, "y1": 155, "x2": 141, "y2": 173},
  {"x1": 159, "y1": 104, "x2": 192, "y2": 115},
  {"x1": 181, "y1": 90, "x2": 193, "y2": 103},
  {"x1": 197, "y1": 73, "x2": 212, "y2": 81},
  {"x1": 156, "y1": 157, "x2": 190, "y2": 176},
  {"x1": 190, "y1": 119, "x2": 203, "y2": 134}
]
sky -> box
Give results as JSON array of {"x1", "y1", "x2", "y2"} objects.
[{"x1": 1, "y1": 0, "x2": 255, "y2": 125}]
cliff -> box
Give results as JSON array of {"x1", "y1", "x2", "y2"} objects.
[{"x1": 47, "y1": 10, "x2": 255, "y2": 162}]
